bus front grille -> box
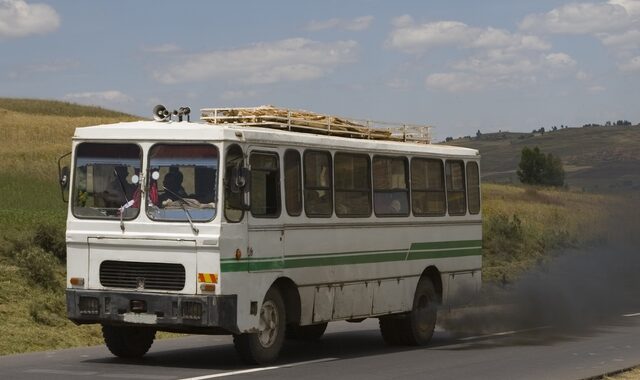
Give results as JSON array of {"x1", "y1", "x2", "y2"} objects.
[{"x1": 99, "y1": 261, "x2": 186, "y2": 291}]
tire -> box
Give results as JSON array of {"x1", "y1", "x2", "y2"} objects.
[
  {"x1": 102, "y1": 325, "x2": 156, "y2": 358},
  {"x1": 286, "y1": 322, "x2": 328, "y2": 340},
  {"x1": 233, "y1": 287, "x2": 286, "y2": 364},
  {"x1": 379, "y1": 277, "x2": 438, "y2": 346}
]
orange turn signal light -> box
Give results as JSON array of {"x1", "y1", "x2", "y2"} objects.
[
  {"x1": 70, "y1": 277, "x2": 85, "y2": 286},
  {"x1": 200, "y1": 283, "x2": 216, "y2": 292}
]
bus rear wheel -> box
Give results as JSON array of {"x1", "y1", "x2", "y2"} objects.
[
  {"x1": 102, "y1": 325, "x2": 156, "y2": 358},
  {"x1": 286, "y1": 322, "x2": 328, "y2": 340},
  {"x1": 379, "y1": 277, "x2": 437, "y2": 346},
  {"x1": 233, "y1": 287, "x2": 286, "y2": 364}
]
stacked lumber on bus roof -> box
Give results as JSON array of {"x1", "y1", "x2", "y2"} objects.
[
  {"x1": 201, "y1": 105, "x2": 432, "y2": 143},
  {"x1": 202, "y1": 105, "x2": 393, "y2": 140}
]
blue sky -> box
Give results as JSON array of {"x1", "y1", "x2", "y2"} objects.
[{"x1": 1, "y1": 0, "x2": 639, "y2": 140}]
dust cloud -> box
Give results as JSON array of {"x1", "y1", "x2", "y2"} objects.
[{"x1": 441, "y1": 203, "x2": 640, "y2": 337}]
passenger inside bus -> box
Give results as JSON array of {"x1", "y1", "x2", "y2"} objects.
[{"x1": 159, "y1": 168, "x2": 187, "y2": 204}]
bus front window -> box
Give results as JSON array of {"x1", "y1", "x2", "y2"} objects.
[
  {"x1": 146, "y1": 144, "x2": 218, "y2": 222},
  {"x1": 72, "y1": 143, "x2": 142, "y2": 219}
]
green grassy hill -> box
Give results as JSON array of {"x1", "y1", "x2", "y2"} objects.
[
  {"x1": 0, "y1": 98, "x2": 633, "y2": 355},
  {"x1": 445, "y1": 126, "x2": 640, "y2": 192}
]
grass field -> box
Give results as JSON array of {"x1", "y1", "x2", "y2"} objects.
[{"x1": 0, "y1": 98, "x2": 633, "y2": 355}]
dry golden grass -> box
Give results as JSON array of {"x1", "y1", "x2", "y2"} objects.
[
  {"x1": 0, "y1": 107, "x2": 137, "y2": 181},
  {"x1": 606, "y1": 368, "x2": 640, "y2": 379},
  {"x1": 481, "y1": 183, "x2": 622, "y2": 282}
]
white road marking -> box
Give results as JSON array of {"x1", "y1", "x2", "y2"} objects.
[
  {"x1": 458, "y1": 326, "x2": 551, "y2": 342},
  {"x1": 622, "y1": 312, "x2": 640, "y2": 317},
  {"x1": 25, "y1": 369, "x2": 98, "y2": 376},
  {"x1": 177, "y1": 357, "x2": 338, "y2": 380}
]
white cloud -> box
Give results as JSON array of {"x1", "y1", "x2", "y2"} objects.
[
  {"x1": 387, "y1": 15, "x2": 549, "y2": 53},
  {"x1": 64, "y1": 90, "x2": 133, "y2": 104},
  {"x1": 425, "y1": 72, "x2": 488, "y2": 92},
  {"x1": 599, "y1": 29, "x2": 640, "y2": 50},
  {"x1": 142, "y1": 43, "x2": 181, "y2": 54},
  {"x1": 0, "y1": 0, "x2": 59, "y2": 38},
  {"x1": 545, "y1": 52, "x2": 577, "y2": 68},
  {"x1": 619, "y1": 55, "x2": 640, "y2": 71},
  {"x1": 306, "y1": 15, "x2": 374, "y2": 32},
  {"x1": 154, "y1": 38, "x2": 358, "y2": 85},
  {"x1": 519, "y1": 2, "x2": 632, "y2": 34},
  {"x1": 387, "y1": 18, "x2": 476, "y2": 52}
]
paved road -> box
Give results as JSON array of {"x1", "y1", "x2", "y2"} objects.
[{"x1": 2, "y1": 314, "x2": 640, "y2": 380}]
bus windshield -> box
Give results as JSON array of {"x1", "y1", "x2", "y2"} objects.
[
  {"x1": 72, "y1": 143, "x2": 142, "y2": 219},
  {"x1": 146, "y1": 144, "x2": 218, "y2": 222}
]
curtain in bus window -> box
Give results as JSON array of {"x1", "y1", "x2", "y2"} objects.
[
  {"x1": 250, "y1": 152, "x2": 280, "y2": 218},
  {"x1": 446, "y1": 160, "x2": 466, "y2": 215},
  {"x1": 411, "y1": 158, "x2": 446, "y2": 216},
  {"x1": 467, "y1": 161, "x2": 480, "y2": 214},
  {"x1": 373, "y1": 156, "x2": 409, "y2": 216},
  {"x1": 304, "y1": 151, "x2": 332, "y2": 217},
  {"x1": 334, "y1": 153, "x2": 371, "y2": 217},
  {"x1": 284, "y1": 150, "x2": 302, "y2": 216}
]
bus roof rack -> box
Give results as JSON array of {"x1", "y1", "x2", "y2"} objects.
[{"x1": 200, "y1": 105, "x2": 431, "y2": 144}]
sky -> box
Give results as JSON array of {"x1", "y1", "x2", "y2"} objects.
[{"x1": 1, "y1": 0, "x2": 639, "y2": 141}]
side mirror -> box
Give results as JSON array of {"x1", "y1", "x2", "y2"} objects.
[{"x1": 58, "y1": 152, "x2": 71, "y2": 203}]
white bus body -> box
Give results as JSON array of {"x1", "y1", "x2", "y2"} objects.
[{"x1": 65, "y1": 109, "x2": 481, "y2": 363}]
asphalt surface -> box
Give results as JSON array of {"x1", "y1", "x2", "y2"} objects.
[{"x1": 2, "y1": 314, "x2": 640, "y2": 380}]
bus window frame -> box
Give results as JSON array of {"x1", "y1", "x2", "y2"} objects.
[
  {"x1": 249, "y1": 150, "x2": 281, "y2": 219},
  {"x1": 303, "y1": 149, "x2": 333, "y2": 218},
  {"x1": 372, "y1": 155, "x2": 410, "y2": 218},
  {"x1": 284, "y1": 149, "x2": 303, "y2": 217},
  {"x1": 334, "y1": 152, "x2": 372, "y2": 218},
  {"x1": 410, "y1": 157, "x2": 446, "y2": 217},
  {"x1": 445, "y1": 159, "x2": 467, "y2": 216},
  {"x1": 466, "y1": 160, "x2": 481, "y2": 215}
]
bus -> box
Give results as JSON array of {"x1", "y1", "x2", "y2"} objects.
[{"x1": 61, "y1": 105, "x2": 482, "y2": 364}]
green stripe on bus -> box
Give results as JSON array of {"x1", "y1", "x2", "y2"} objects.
[{"x1": 220, "y1": 240, "x2": 482, "y2": 272}]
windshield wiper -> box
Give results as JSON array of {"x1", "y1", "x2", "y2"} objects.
[
  {"x1": 162, "y1": 187, "x2": 199, "y2": 235},
  {"x1": 114, "y1": 168, "x2": 130, "y2": 232}
]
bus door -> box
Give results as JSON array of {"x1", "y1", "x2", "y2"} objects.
[{"x1": 247, "y1": 148, "x2": 284, "y2": 272}]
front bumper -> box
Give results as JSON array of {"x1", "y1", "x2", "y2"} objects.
[{"x1": 66, "y1": 289, "x2": 238, "y2": 334}]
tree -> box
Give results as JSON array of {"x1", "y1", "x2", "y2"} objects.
[
  {"x1": 517, "y1": 146, "x2": 565, "y2": 187},
  {"x1": 476, "y1": 129, "x2": 482, "y2": 139}
]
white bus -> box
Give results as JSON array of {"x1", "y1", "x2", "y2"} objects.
[{"x1": 62, "y1": 106, "x2": 482, "y2": 364}]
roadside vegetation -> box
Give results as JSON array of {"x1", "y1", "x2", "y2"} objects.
[{"x1": 0, "y1": 98, "x2": 633, "y2": 355}]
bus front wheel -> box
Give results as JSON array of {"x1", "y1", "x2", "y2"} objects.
[
  {"x1": 233, "y1": 287, "x2": 286, "y2": 364},
  {"x1": 102, "y1": 325, "x2": 156, "y2": 358}
]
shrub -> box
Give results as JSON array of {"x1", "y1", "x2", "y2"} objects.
[
  {"x1": 517, "y1": 146, "x2": 565, "y2": 187},
  {"x1": 14, "y1": 246, "x2": 60, "y2": 289},
  {"x1": 33, "y1": 224, "x2": 66, "y2": 263}
]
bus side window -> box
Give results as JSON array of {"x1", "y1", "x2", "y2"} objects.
[
  {"x1": 334, "y1": 152, "x2": 371, "y2": 217},
  {"x1": 411, "y1": 158, "x2": 446, "y2": 216},
  {"x1": 467, "y1": 161, "x2": 480, "y2": 214},
  {"x1": 284, "y1": 150, "x2": 302, "y2": 216},
  {"x1": 373, "y1": 156, "x2": 409, "y2": 217},
  {"x1": 445, "y1": 160, "x2": 466, "y2": 216},
  {"x1": 250, "y1": 152, "x2": 280, "y2": 218},
  {"x1": 224, "y1": 144, "x2": 245, "y2": 222},
  {"x1": 304, "y1": 150, "x2": 333, "y2": 217}
]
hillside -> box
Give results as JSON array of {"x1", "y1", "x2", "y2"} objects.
[{"x1": 444, "y1": 126, "x2": 640, "y2": 192}]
